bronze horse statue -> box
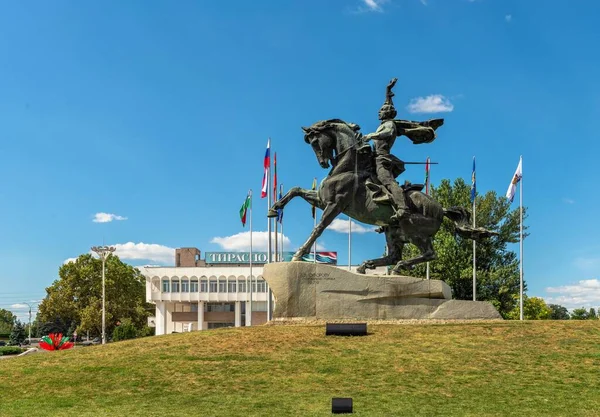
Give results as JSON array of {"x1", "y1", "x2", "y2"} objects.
[{"x1": 268, "y1": 119, "x2": 495, "y2": 274}]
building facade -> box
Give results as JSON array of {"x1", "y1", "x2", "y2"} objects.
[{"x1": 140, "y1": 247, "x2": 339, "y2": 335}]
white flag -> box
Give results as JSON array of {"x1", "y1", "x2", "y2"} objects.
[{"x1": 506, "y1": 158, "x2": 522, "y2": 203}]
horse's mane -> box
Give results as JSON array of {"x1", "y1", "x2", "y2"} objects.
[
  {"x1": 309, "y1": 119, "x2": 361, "y2": 132},
  {"x1": 303, "y1": 119, "x2": 362, "y2": 145}
]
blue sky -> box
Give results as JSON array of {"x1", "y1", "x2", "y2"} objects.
[{"x1": 1, "y1": 0, "x2": 599, "y2": 320}]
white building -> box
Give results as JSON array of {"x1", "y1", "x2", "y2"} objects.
[{"x1": 139, "y1": 247, "x2": 342, "y2": 335}]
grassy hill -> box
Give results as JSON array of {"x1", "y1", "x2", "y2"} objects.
[{"x1": 1, "y1": 321, "x2": 600, "y2": 416}]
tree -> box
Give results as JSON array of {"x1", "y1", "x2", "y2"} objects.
[
  {"x1": 404, "y1": 178, "x2": 527, "y2": 318},
  {"x1": 67, "y1": 321, "x2": 78, "y2": 339},
  {"x1": 588, "y1": 308, "x2": 597, "y2": 320},
  {"x1": 37, "y1": 254, "x2": 152, "y2": 339},
  {"x1": 506, "y1": 295, "x2": 551, "y2": 320},
  {"x1": 548, "y1": 304, "x2": 570, "y2": 320},
  {"x1": 9, "y1": 321, "x2": 26, "y2": 345},
  {"x1": 0, "y1": 308, "x2": 17, "y2": 334},
  {"x1": 39, "y1": 317, "x2": 73, "y2": 336},
  {"x1": 570, "y1": 308, "x2": 589, "y2": 320}
]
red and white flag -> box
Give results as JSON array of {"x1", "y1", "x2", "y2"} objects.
[
  {"x1": 506, "y1": 157, "x2": 522, "y2": 203},
  {"x1": 261, "y1": 138, "x2": 271, "y2": 198}
]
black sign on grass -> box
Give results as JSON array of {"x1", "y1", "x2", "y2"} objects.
[
  {"x1": 332, "y1": 397, "x2": 353, "y2": 413},
  {"x1": 325, "y1": 323, "x2": 367, "y2": 336}
]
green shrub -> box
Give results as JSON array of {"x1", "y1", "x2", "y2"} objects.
[
  {"x1": 112, "y1": 318, "x2": 138, "y2": 342},
  {"x1": 137, "y1": 326, "x2": 155, "y2": 338},
  {"x1": 0, "y1": 346, "x2": 24, "y2": 356}
]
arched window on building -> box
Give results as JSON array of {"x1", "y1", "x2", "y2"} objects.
[
  {"x1": 237, "y1": 275, "x2": 247, "y2": 293},
  {"x1": 190, "y1": 277, "x2": 199, "y2": 292},
  {"x1": 257, "y1": 277, "x2": 266, "y2": 293},
  {"x1": 151, "y1": 277, "x2": 160, "y2": 293},
  {"x1": 218, "y1": 276, "x2": 227, "y2": 293},
  {"x1": 181, "y1": 277, "x2": 189, "y2": 293},
  {"x1": 209, "y1": 277, "x2": 217, "y2": 293},
  {"x1": 227, "y1": 275, "x2": 237, "y2": 293}
]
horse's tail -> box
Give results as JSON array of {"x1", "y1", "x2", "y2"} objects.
[{"x1": 443, "y1": 206, "x2": 499, "y2": 240}]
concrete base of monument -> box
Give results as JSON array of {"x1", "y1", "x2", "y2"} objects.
[{"x1": 263, "y1": 262, "x2": 502, "y2": 321}]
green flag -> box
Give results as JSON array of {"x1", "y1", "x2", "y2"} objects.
[{"x1": 240, "y1": 193, "x2": 251, "y2": 226}]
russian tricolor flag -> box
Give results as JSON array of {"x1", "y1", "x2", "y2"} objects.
[{"x1": 261, "y1": 138, "x2": 271, "y2": 198}]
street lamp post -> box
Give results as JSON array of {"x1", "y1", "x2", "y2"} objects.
[
  {"x1": 23, "y1": 302, "x2": 33, "y2": 343},
  {"x1": 91, "y1": 245, "x2": 116, "y2": 345}
]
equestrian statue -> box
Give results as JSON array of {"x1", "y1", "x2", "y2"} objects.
[{"x1": 267, "y1": 78, "x2": 496, "y2": 275}]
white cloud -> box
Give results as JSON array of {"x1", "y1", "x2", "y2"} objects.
[
  {"x1": 327, "y1": 218, "x2": 376, "y2": 234},
  {"x1": 211, "y1": 231, "x2": 293, "y2": 252},
  {"x1": 505, "y1": 14, "x2": 512, "y2": 23},
  {"x1": 563, "y1": 198, "x2": 575, "y2": 204},
  {"x1": 361, "y1": 0, "x2": 389, "y2": 12},
  {"x1": 10, "y1": 303, "x2": 28, "y2": 309},
  {"x1": 420, "y1": 0, "x2": 427, "y2": 5},
  {"x1": 112, "y1": 242, "x2": 175, "y2": 264},
  {"x1": 65, "y1": 243, "x2": 175, "y2": 265},
  {"x1": 312, "y1": 241, "x2": 328, "y2": 251},
  {"x1": 544, "y1": 279, "x2": 600, "y2": 310},
  {"x1": 93, "y1": 212, "x2": 127, "y2": 223},
  {"x1": 407, "y1": 95, "x2": 454, "y2": 114}
]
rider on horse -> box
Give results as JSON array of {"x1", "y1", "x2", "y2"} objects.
[{"x1": 363, "y1": 78, "x2": 443, "y2": 222}]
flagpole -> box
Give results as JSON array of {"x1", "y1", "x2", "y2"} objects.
[
  {"x1": 519, "y1": 155, "x2": 524, "y2": 321},
  {"x1": 280, "y1": 184, "x2": 284, "y2": 261},
  {"x1": 385, "y1": 244, "x2": 389, "y2": 275},
  {"x1": 348, "y1": 216, "x2": 352, "y2": 271},
  {"x1": 425, "y1": 156, "x2": 430, "y2": 280},
  {"x1": 249, "y1": 189, "x2": 253, "y2": 327},
  {"x1": 313, "y1": 214, "x2": 317, "y2": 263},
  {"x1": 273, "y1": 153, "x2": 278, "y2": 262},
  {"x1": 472, "y1": 202, "x2": 476, "y2": 301},
  {"x1": 274, "y1": 203, "x2": 279, "y2": 262},
  {"x1": 267, "y1": 141, "x2": 273, "y2": 321},
  {"x1": 313, "y1": 177, "x2": 317, "y2": 264},
  {"x1": 472, "y1": 156, "x2": 476, "y2": 302}
]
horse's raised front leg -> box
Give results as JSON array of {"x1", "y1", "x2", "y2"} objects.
[
  {"x1": 267, "y1": 187, "x2": 324, "y2": 218},
  {"x1": 356, "y1": 227, "x2": 404, "y2": 274},
  {"x1": 391, "y1": 236, "x2": 436, "y2": 274},
  {"x1": 292, "y1": 203, "x2": 343, "y2": 261}
]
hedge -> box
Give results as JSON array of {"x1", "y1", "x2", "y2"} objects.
[{"x1": 0, "y1": 346, "x2": 24, "y2": 356}]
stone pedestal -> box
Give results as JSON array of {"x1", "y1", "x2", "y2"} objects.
[{"x1": 263, "y1": 262, "x2": 502, "y2": 320}]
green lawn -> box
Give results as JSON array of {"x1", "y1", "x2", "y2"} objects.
[{"x1": 1, "y1": 321, "x2": 599, "y2": 416}]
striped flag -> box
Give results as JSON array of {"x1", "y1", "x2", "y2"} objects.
[
  {"x1": 239, "y1": 192, "x2": 251, "y2": 226},
  {"x1": 260, "y1": 138, "x2": 271, "y2": 198},
  {"x1": 506, "y1": 158, "x2": 522, "y2": 203},
  {"x1": 311, "y1": 177, "x2": 317, "y2": 218},
  {"x1": 471, "y1": 156, "x2": 476, "y2": 202}
]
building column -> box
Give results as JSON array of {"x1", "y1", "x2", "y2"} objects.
[
  {"x1": 165, "y1": 303, "x2": 173, "y2": 334},
  {"x1": 245, "y1": 301, "x2": 251, "y2": 326},
  {"x1": 234, "y1": 301, "x2": 241, "y2": 327},
  {"x1": 155, "y1": 302, "x2": 166, "y2": 336},
  {"x1": 197, "y1": 301, "x2": 205, "y2": 331}
]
